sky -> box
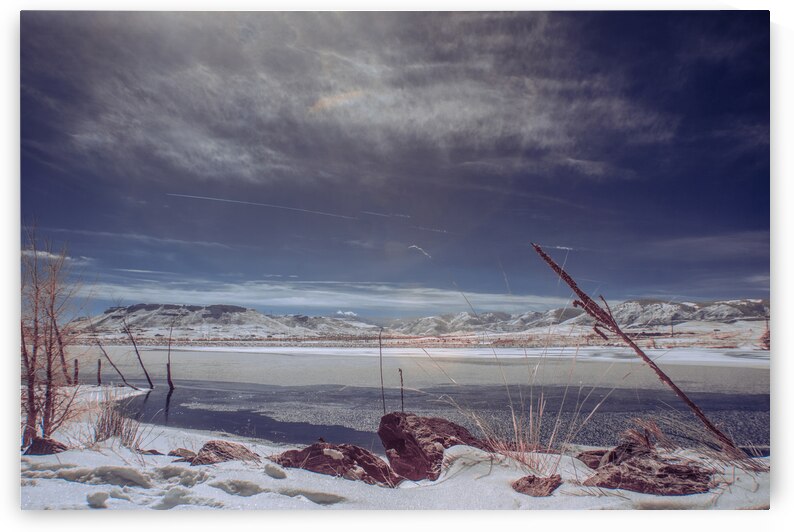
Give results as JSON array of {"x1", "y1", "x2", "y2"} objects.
[{"x1": 20, "y1": 11, "x2": 770, "y2": 317}]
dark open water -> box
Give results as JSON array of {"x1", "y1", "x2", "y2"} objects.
[{"x1": 115, "y1": 378, "x2": 770, "y2": 454}]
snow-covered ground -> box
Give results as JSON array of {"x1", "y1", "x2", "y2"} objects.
[
  {"x1": 19, "y1": 386, "x2": 769, "y2": 510},
  {"x1": 21, "y1": 418, "x2": 769, "y2": 510}
]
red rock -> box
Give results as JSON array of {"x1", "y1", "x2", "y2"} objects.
[
  {"x1": 168, "y1": 448, "x2": 197, "y2": 461},
  {"x1": 23, "y1": 437, "x2": 68, "y2": 455},
  {"x1": 136, "y1": 448, "x2": 164, "y2": 455},
  {"x1": 598, "y1": 441, "x2": 652, "y2": 467},
  {"x1": 190, "y1": 440, "x2": 260, "y2": 466},
  {"x1": 583, "y1": 456, "x2": 714, "y2": 495},
  {"x1": 576, "y1": 449, "x2": 609, "y2": 469},
  {"x1": 579, "y1": 432, "x2": 714, "y2": 495},
  {"x1": 273, "y1": 442, "x2": 402, "y2": 487},
  {"x1": 577, "y1": 436, "x2": 654, "y2": 470},
  {"x1": 377, "y1": 412, "x2": 491, "y2": 481},
  {"x1": 512, "y1": 474, "x2": 563, "y2": 497}
]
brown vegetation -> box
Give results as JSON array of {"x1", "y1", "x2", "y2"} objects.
[{"x1": 20, "y1": 230, "x2": 81, "y2": 448}]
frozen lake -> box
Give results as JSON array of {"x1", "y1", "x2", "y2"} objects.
[
  {"x1": 70, "y1": 345, "x2": 769, "y2": 393},
  {"x1": 69, "y1": 345, "x2": 770, "y2": 450}
]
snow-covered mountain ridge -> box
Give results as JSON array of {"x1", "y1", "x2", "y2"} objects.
[{"x1": 77, "y1": 299, "x2": 769, "y2": 339}]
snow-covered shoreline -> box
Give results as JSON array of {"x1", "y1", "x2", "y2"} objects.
[
  {"x1": 128, "y1": 345, "x2": 769, "y2": 368},
  {"x1": 20, "y1": 385, "x2": 770, "y2": 511}
]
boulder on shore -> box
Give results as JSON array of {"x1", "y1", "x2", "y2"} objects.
[
  {"x1": 583, "y1": 455, "x2": 715, "y2": 495},
  {"x1": 580, "y1": 438, "x2": 715, "y2": 495},
  {"x1": 273, "y1": 442, "x2": 402, "y2": 487},
  {"x1": 168, "y1": 448, "x2": 197, "y2": 461},
  {"x1": 377, "y1": 412, "x2": 491, "y2": 481},
  {"x1": 190, "y1": 440, "x2": 261, "y2": 466},
  {"x1": 512, "y1": 474, "x2": 563, "y2": 497}
]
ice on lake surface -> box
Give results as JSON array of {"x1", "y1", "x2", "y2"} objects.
[
  {"x1": 72, "y1": 345, "x2": 769, "y2": 390},
  {"x1": 93, "y1": 345, "x2": 769, "y2": 451}
]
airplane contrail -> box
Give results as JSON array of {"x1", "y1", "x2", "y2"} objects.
[
  {"x1": 361, "y1": 210, "x2": 412, "y2": 219},
  {"x1": 410, "y1": 225, "x2": 452, "y2": 234},
  {"x1": 360, "y1": 210, "x2": 390, "y2": 218},
  {"x1": 167, "y1": 193, "x2": 358, "y2": 220}
]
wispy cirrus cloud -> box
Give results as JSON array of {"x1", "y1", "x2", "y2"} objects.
[
  {"x1": 639, "y1": 231, "x2": 769, "y2": 262},
  {"x1": 43, "y1": 228, "x2": 236, "y2": 250},
  {"x1": 22, "y1": 249, "x2": 94, "y2": 267}
]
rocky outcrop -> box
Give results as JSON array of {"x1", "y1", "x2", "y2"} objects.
[
  {"x1": 23, "y1": 437, "x2": 68, "y2": 455},
  {"x1": 273, "y1": 442, "x2": 402, "y2": 487},
  {"x1": 512, "y1": 474, "x2": 563, "y2": 497},
  {"x1": 579, "y1": 438, "x2": 714, "y2": 495},
  {"x1": 377, "y1": 412, "x2": 491, "y2": 481},
  {"x1": 190, "y1": 440, "x2": 260, "y2": 466},
  {"x1": 582, "y1": 455, "x2": 714, "y2": 495}
]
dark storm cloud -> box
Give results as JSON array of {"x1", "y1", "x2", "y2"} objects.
[{"x1": 22, "y1": 12, "x2": 679, "y2": 188}]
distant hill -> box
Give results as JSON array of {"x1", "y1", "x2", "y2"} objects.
[
  {"x1": 76, "y1": 299, "x2": 769, "y2": 339},
  {"x1": 384, "y1": 299, "x2": 768, "y2": 336},
  {"x1": 76, "y1": 303, "x2": 380, "y2": 339}
]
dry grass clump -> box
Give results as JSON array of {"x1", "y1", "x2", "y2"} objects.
[
  {"x1": 460, "y1": 394, "x2": 582, "y2": 476},
  {"x1": 91, "y1": 402, "x2": 142, "y2": 449},
  {"x1": 78, "y1": 388, "x2": 145, "y2": 450},
  {"x1": 492, "y1": 399, "x2": 613, "y2": 476}
]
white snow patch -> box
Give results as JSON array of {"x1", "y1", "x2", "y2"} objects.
[{"x1": 322, "y1": 448, "x2": 345, "y2": 460}]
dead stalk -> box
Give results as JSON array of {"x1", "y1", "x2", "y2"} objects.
[
  {"x1": 122, "y1": 317, "x2": 154, "y2": 389},
  {"x1": 379, "y1": 328, "x2": 386, "y2": 415},
  {"x1": 94, "y1": 339, "x2": 140, "y2": 391},
  {"x1": 531, "y1": 242, "x2": 745, "y2": 458},
  {"x1": 399, "y1": 368, "x2": 404, "y2": 413},
  {"x1": 166, "y1": 320, "x2": 175, "y2": 391}
]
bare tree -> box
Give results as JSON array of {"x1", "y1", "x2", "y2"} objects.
[{"x1": 21, "y1": 230, "x2": 81, "y2": 447}]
